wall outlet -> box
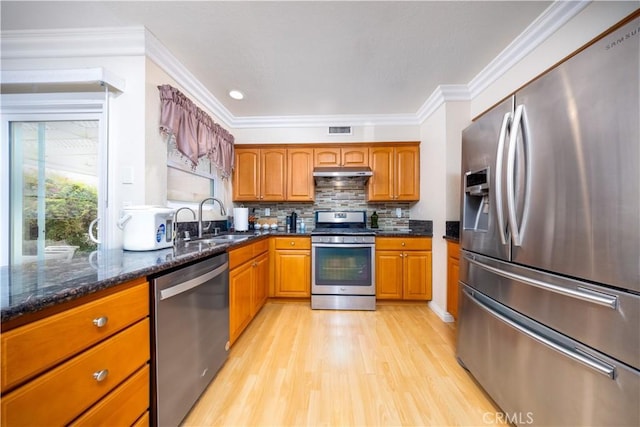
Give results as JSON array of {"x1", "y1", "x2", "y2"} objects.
[
  {"x1": 265, "y1": 207, "x2": 271, "y2": 216},
  {"x1": 396, "y1": 207, "x2": 402, "y2": 218}
]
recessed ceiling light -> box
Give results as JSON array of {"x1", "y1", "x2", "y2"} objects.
[{"x1": 229, "y1": 90, "x2": 244, "y2": 100}]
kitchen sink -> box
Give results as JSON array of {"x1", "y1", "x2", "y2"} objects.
[
  {"x1": 180, "y1": 234, "x2": 250, "y2": 249},
  {"x1": 190, "y1": 234, "x2": 249, "y2": 245},
  {"x1": 210, "y1": 234, "x2": 250, "y2": 242}
]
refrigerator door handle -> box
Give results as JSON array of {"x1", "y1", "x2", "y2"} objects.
[
  {"x1": 462, "y1": 287, "x2": 617, "y2": 379},
  {"x1": 464, "y1": 253, "x2": 618, "y2": 309},
  {"x1": 495, "y1": 111, "x2": 511, "y2": 245},
  {"x1": 506, "y1": 104, "x2": 531, "y2": 247}
]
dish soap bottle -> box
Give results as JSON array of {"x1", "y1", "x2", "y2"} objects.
[{"x1": 371, "y1": 211, "x2": 379, "y2": 229}]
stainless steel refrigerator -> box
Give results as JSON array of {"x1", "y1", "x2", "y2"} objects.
[{"x1": 457, "y1": 14, "x2": 640, "y2": 427}]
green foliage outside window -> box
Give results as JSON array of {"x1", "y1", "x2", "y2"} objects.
[{"x1": 23, "y1": 171, "x2": 98, "y2": 253}]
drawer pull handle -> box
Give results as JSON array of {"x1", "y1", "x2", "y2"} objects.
[
  {"x1": 290, "y1": 241, "x2": 295, "y2": 246},
  {"x1": 92, "y1": 316, "x2": 108, "y2": 328},
  {"x1": 401, "y1": 242, "x2": 405, "y2": 246},
  {"x1": 93, "y1": 369, "x2": 109, "y2": 382}
]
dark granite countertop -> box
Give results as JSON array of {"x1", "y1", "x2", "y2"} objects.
[
  {"x1": 374, "y1": 230, "x2": 433, "y2": 237},
  {"x1": 1, "y1": 224, "x2": 435, "y2": 324},
  {"x1": 0, "y1": 232, "x2": 277, "y2": 324},
  {"x1": 443, "y1": 221, "x2": 460, "y2": 242}
]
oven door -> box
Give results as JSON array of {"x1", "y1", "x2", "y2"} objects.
[{"x1": 312, "y1": 243, "x2": 375, "y2": 295}]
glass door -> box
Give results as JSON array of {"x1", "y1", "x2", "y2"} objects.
[{"x1": 9, "y1": 119, "x2": 100, "y2": 265}]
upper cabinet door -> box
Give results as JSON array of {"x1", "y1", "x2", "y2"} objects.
[
  {"x1": 368, "y1": 147, "x2": 394, "y2": 201},
  {"x1": 341, "y1": 147, "x2": 369, "y2": 166},
  {"x1": 287, "y1": 148, "x2": 314, "y2": 201},
  {"x1": 260, "y1": 148, "x2": 286, "y2": 201},
  {"x1": 314, "y1": 146, "x2": 369, "y2": 167},
  {"x1": 314, "y1": 148, "x2": 341, "y2": 167},
  {"x1": 233, "y1": 149, "x2": 260, "y2": 201},
  {"x1": 394, "y1": 145, "x2": 420, "y2": 201},
  {"x1": 367, "y1": 144, "x2": 420, "y2": 201}
]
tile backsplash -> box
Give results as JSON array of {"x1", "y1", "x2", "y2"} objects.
[{"x1": 237, "y1": 177, "x2": 412, "y2": 231}]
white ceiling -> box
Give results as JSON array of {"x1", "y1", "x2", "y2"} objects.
[{"x1": 1, "y1": 1, "x2": 554, "y2": 120}]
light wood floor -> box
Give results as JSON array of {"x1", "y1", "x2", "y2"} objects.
[{"x1": 183, "y1": 301, "x2": 504, "y2": 426}]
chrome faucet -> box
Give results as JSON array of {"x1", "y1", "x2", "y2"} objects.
[
  {"x1": 198, "y1": 197, "x2": 227, "y2": 238},
  {"x1": 173, "y1": 207, "x2": 196, "y2": 243}
]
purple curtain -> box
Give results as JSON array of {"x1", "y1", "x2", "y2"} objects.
[{"x1": 158, "y1": 84, "x2": 235, "y2": 178}]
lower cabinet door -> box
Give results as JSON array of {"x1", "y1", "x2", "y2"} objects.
[{"x1": 229, "y1": 261, "x2": 253, "y2": 344}]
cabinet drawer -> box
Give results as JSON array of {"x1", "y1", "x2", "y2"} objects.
[
  {"x1": 376, "y1": 237, "x2": 432, "y2": 251},
  {"x1": 229, "y1": 238, "x2": 269, "y2": 270},
  {"x1": 274, "y1": 237, "x2": 311, "y2": 250},
  {"x1": 70, "y1": 364, "x2": 149, "y2": 427},
  {"x1": 133, "y1": 411, "x2": 150, "y2": 427},
  {"x1": 1, "y1": 281, "x2": 149, "y2": 392},
  {"x1": 229, "y1": 244, "x2": 254, "y2": 269},
  {"x1": 252, "y1": 238, "x2": 269, "y2": 255},
  {"x1": 1, "y1": 318, "x2": 150, "y2": 426}
]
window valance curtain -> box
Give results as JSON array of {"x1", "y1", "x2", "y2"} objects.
[{"x1": 158, "y1": 84, "x2": 234, "y2": 178}]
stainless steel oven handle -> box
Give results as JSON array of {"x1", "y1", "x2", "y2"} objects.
[
  {"x1": 160, "y1": 261, "x2": 229, "y2": 300},
  {"x1": 462, "y1": 287, "x2": 616, "y2": 379},
  {"x1": 464, "y1": 254, "x2": 617, "y2": 309},
  {"x1": 312, "y1": 244, "x2": 375, "y2": 249}
]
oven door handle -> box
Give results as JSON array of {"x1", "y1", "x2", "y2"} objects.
[{"x1": 312, "y1": 244, "x2": 375, "y2": 249}]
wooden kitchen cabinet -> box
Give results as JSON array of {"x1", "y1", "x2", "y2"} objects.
[
  {"x1": 446, "y1": 240, "x2": 461, "y2": 320},
  {"x1": 375, "y1": 237, "x2": 432, "y2": 300},
  {"x1": 368, "y1": 144, "x2": 420, "y2": 201},
  {"x1": 229, "y1": 238, "x2": 270, "y2": 345},
  {"x1": 1, "y1": 278, "x2": 150, "y2": 426},
  {"x1": 287, "y1": 148, "x2": 314, "y2": 201},
  {"x1": 271, "y1": 236, "x2": 311, "y2": 298},
  {"x1": 314, "y1": 146, "x2": 369, "y2": 167},
  {"x1": 233, "y1": 147, "x2": 286, "y2": 201}
]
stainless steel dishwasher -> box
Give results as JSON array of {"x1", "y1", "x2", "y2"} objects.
[{"x1": 151, "y1": 253, "x2": 229, "y2": 427}]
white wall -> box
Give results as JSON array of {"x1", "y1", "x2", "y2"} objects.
[
  {"x1": 413, "y1": 101, "x2": 469, "y2": 322},
  {"x1": 471, "y1": 1, "x2": 638, "y2": 118},
  {"x1": 1, "y1": 55, "x2": 147, "y2": 249},
  {"x1": 233, "y1": 124, "x2": 420, "y2": 144}
]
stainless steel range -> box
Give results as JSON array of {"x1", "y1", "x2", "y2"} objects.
[{"x1": 311, "y1": 211, "x2": 376, "y2": 310}]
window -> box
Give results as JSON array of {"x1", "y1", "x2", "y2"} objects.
[{"x1": 1, "y1": 93, "x2": 107, "y2": 266}]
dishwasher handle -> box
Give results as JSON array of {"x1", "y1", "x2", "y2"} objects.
[{"x1": 160, "y1": 261, "x2": 229, "y2": 300}]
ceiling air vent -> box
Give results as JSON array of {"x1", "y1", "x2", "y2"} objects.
[{"x1": 328, "y1": 126, "x2": 352, "y2": 135}]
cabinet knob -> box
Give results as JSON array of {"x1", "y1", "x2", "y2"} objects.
[
  {"x1": 290, "y1": 241, "x2": 295, "y2": 246},
  {"x1": 92, "y1": 316, "x2": 108, "y2": 328},
  {"x1": 401, "y1": 242, "x2": 405, "y2": 246},
  {"x1": 93, "y1": 369, "x2": 109, "y2": 382}
]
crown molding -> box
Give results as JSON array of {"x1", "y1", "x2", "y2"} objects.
[
  {"x1": 0, "y1": 1, "x2": 588, "y2": 128},
  {"x1": 231, "y1": 112, "x2": 421, "y2": 129},
  {"x1": 467, "y1": 0, "x2": 590, "y2": 98},
  {"x1": 415, "y1": 84, "x2": 471, "y2": 123},
  {"x1": 0, "y1": 27, "x2": 146, "y2": 59},
  {"x1": 143, "y1": 30, "x2": 236, "y2": 129}
]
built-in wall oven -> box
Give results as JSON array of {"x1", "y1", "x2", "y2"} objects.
[{"x1": 311, "y1": 211, "x2": 376, "y2": 310}]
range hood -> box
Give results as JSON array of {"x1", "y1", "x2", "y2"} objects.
[{"x1": 312, "y1": 166, "x2": 373, "y2": 178}]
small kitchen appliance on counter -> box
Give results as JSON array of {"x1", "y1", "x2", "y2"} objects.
[
  {"x1": 311, "y1": 211, "x2": 376, "y2": 310},
  {"x1": 118, "y1": 206, "x2": 176, "y2": 251}
]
